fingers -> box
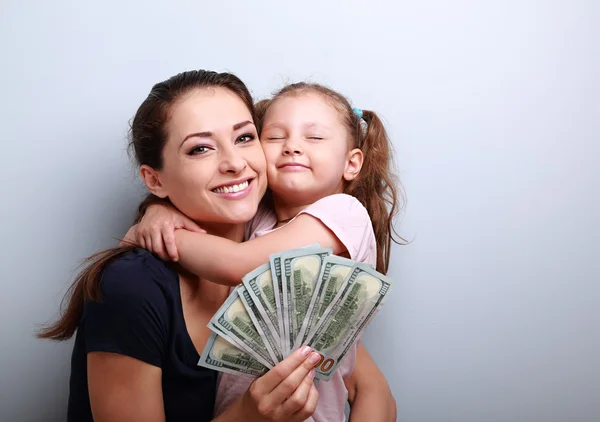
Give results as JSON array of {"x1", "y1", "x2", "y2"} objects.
[
  {"x1": 252, "y1": 346, "x2": 315, "y2": 395},
  {"x1": 142, "y1": 234, "x2": 154, "y2": 256},
  {"x1": 181, "y1": 216, "x2": 206, "y2": 233},
  {"x1": 281, "y1": 369, "x2": 315, "y2": 415},
  {"x1": 162, "y1": 225, "x2": 179, "y2": 261},
  {"x1": 268, "y1": 350, "x2": 321, "y2": 406},
  {"x1": 120, "y1": 225, "x2": 139, "y2": 247},
  {"x1": 245, "y1": 349, "x2": 320, "y2": 422},
  {"x1": 137, "y1": 224, "x2": 172, "y2": 261},
  {"x1": 293, "y1": 384, "x2": 319, "y2": 421},
  {"x1": 138, "y1": 234, "x2": 146, "y2": 250},
  {"x1": 150, "y1": 231, "x2": 169, "y2": 261},
  {"x1": 134, "y1": 205, "x2": 194, "y2": 261}
]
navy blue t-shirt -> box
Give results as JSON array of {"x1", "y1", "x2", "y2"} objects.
[{"x1": 68, "y1": 249, "x2": 217, "y2": 421}]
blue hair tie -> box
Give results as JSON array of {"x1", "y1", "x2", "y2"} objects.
[{"x1": 353, "y1": 108, "x2": 363, "y2": 119}]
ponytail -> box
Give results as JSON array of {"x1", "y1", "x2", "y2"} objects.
[
  {"x1": 37, "y1": 193, "x2": 166, "y2": 341},
  {"x1": 36, "y1": 247, "x2": 136, "y2": 340},
  {"x1": 346, "y1": 110, "x2": 405, "y2": 273}
]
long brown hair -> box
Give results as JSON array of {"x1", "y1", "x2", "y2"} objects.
[
  {"x1": 256, "y1": 83, "x2": 406, "y2": 274},
  {"x1": 38, "y1": 70, "x2": 256, "y2": 341}
]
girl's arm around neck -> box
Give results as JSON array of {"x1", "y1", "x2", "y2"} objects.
[{"x1": 175, "y1": 214, "x2": 346, "y2": 286}]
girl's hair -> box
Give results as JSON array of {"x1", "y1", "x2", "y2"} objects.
[
  {"x1": 256, "y1": 83, "x2": 406, "y2": 274},
  {"x1": 38, "y1": 70, "x2": 255, "y2": 341}
]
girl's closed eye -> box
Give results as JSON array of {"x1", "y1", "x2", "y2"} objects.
[{"x1": 264, "y1": 134, "x2": 286, "y2": 141}]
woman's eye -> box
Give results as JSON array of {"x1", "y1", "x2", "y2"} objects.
[
  {"x1": 308, "y1": 136, "x2": 323, "y2": 140},
  {"x1": 236, "y1": 133, "x2": 256, "y2": 144},
  {"x1": 188, "y1": 145, "x2": 211, "y2": 155}
]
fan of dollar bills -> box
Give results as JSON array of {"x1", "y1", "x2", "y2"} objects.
[{"x1": 198, "y1": 245, "x2": 393, "y2": 381}]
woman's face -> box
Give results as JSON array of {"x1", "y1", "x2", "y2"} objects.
[{"x1": 145, "y1": 87, "x2": 267, "y2": 226}]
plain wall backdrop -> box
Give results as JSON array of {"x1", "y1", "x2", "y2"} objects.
[{"x1": 1, "y1": 0, "x2": 599, "y2": 421}]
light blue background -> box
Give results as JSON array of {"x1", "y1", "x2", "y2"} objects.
[{"x1": 1, "y1": 1, "x2": 598, "y2": 420}]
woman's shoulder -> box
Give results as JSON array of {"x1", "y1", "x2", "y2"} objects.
[
  {"x1": 98, "y1": 248, "x2": 179, "y2": 302},
  {"x1": 81, "y1": 248, "x2": 178, "y2": 369}
]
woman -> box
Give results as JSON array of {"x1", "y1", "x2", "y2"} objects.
[{"x1": 39, "y1": 70, "x2": 394, "y2": 421}]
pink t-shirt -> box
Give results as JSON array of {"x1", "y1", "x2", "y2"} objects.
[{"x1": 214, "y1": 194, "x2": 377, "y2": 422}]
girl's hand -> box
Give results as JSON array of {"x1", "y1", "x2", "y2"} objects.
[
  {"x1": 120, "y1": 204, "x2": 205, "y2": 261},
  {"x1": 219, "y1": 346, "x2": 320, "y2": 422}
]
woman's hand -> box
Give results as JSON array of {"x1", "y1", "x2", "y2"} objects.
[
  {"x1": 217, "y1": 346, "x2": 321, "y2": 422},
  {"x1": 120, "y1": 204, "x2": 205, "y2": 261}
]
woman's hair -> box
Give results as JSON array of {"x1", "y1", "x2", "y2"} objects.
[
  {"x1": 38, "y1": 70, "x2": 255, "y2": 341},
  {"x1": 256, "y1": 83, "x2": 406, "y2": 274}
]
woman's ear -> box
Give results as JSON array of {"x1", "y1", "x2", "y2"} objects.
[
  {"x1": 140, "y1": 165, "x2": 168, "y2": 198},
  {"x1": 343, "y1": 148, "x2": 364, "y2": 181}
]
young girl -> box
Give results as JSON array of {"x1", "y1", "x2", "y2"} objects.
[{"x1": 127, "y1": 82, "x2": 402, "y2": 422}]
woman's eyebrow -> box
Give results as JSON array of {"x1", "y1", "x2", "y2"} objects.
[
  {"x1": 182, "y1": 131, "x2": 212, "y2": 144},
  {"x1": 233, "y1": 120, "x2": 253, "y2": 130},
  {"x1": 181, "y1": 120, "x2": 254, "y2": 146}
]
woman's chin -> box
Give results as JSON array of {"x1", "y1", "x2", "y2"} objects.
[{"x1": 217, "y1": 206, "x2": 259, "y2": 225}]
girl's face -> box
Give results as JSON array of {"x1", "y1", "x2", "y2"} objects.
[
  {"x1": 142, "y1": 88, "x2": 267, "y2": 226},
  {"x1": 260, "y1": 92, "x2": 362, "y2": 205}
]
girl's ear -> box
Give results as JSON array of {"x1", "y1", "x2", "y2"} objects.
[{"x1": 343, "y1": 148, "x2": 363, "y2": 181}]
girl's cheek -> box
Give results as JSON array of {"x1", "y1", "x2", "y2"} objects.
[
  {"x1": 265, "y1": 156, "x2": 277, "y2": 168},
  {"x1": 266, "y1": 168, "x2": 274, "y2": 182}
]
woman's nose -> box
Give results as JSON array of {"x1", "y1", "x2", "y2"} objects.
[{"x1": 219, "y1": 148, "x2": 247, "y2": 174}]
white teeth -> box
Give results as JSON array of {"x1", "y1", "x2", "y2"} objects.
[{"x1": 213, "y1": 180, "x2": 249, "y2": 194}]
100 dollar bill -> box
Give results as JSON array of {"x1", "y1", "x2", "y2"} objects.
[
  {"x1": 269, "y1": 253, "x2": 287, "y2": 355},
  {"x1": 198, "y1": 332, "x2": 267, "y2": 377},
  {"x1": 269, "y1": 244, "x2": 320, "y2": 356},
  {"x1": 306, "y1": 264, "x2": 392, "y2": 380},
  {"x1": 238, "y1": 284, "x2": 283, "y2": 361},
  {"x1": 293, "y1": 255, "x2": 357, "y2": 350},
  {"x1": 242, "y1": 263, "x2": 281, "y2": 351},
  {"x1": 281, "y1": 247, "x2": 331, "y2": 355},
  {"x1": 208, "y1": 286, "x2": 278, "y2": 367}
]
